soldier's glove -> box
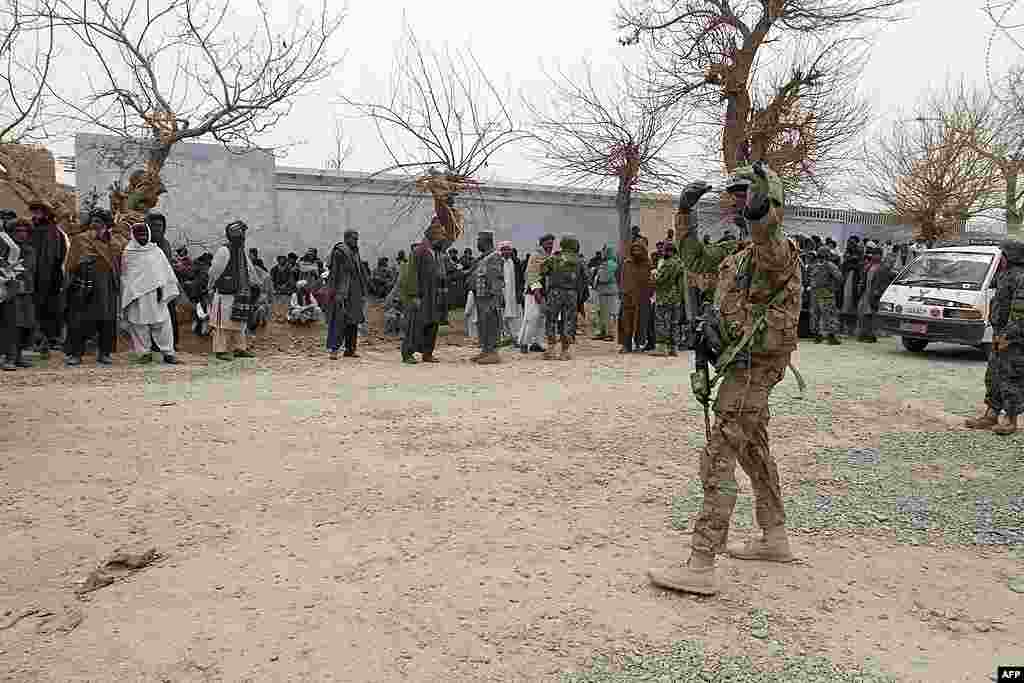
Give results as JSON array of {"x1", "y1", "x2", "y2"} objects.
[
  {"x1": 743, "y1": 191, "x2": 772, "y2": 222},
  {"x1": 690, "y1": 368, "x2": 710, "y2": 405},
  {"x1": 678, "y1": 181, "x2": 713, "y2": 211},
  {"x1": 994, "y1": 335, "x2": 1009, "y2": 353}
]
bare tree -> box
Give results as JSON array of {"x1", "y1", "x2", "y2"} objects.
[
  {"x1": 0, "y1": 0, "x2": 56, "y2": 143},
  {"x1": 5, "y1": 0, "x2": 342, "y2": 230},
  {"x1": 617, "y1": 0, "x2": 901, "y2": 197},
  {"x1": 325, "y1": 119, "x2": 352, "y2": 172},
  {"x1": 526, "y1": 62, "x2": 691, "y2": 245},
  {"x1": 937, "y1": 79, "x2": 1024, "y2": 234},
  {"x1": 860, "y1": 88, "x2": 1004, "y2": 241},
  {"x1": 346, "y1": 26, "x2": 527, "y2": 242}
]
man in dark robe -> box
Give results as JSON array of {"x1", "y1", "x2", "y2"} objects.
[
  {"x1": 144, "y1": 211, "x2": 181, "y2": 348},
  {"x1": 400, "y1": 222, "x2": 447, "y2": 364},
  {"x1": 28, "y1": 200, "x2": 67, "y2": 356},
  {"x1": 325, "y1": 229, "x2": 367, "y2": 360},
  {"x1": 65, "y1": 208, "x2": 125, "y2": 366}
]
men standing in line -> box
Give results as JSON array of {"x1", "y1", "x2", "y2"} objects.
[
  {"x1": 144, "y1": 211, "x2": 181, "y2": 349},
  {"x1": 0, "y1": 227, "x2": 21, "y2": 370},
  {"x1": 325, "y1": 229, "x2": 368, "y2": 360},
  {"x1": 649, "y1": 163, "x2": 802, "y2": 596},
  {"x1": 28, "y1": 200, "x2": 67, "y2": 357},
  {"x1": 472, "y1": 230, "x2": 504, "y2": 364},
  {"x1": 619, "y1": 237, "x2": 651, "y2": 353},
  {"x1": 519, "y1": 233, "x2": 555, "y2": 353},
  {"x1": 3, "y1": 219, "x2": 36, "y2": 368},
  {"x1": 651, "y1": 242, "x2": 684, "y2": 357},
  {"x1": 207, "y1": 221, "x2": 257, "y2": 361},
  {"x1": 539, "y1": 233, "x2": 588, "y2": 360},
  {"x1": 400, "y1": 222, "x2": 447, "y2": 364},
  {"x1": 499, "y1": 241, "x2": 522, "y2": 343},
  {"x1": 590, "y1": 243, "x2": 618, "y2": 341},
  {"x1": 65, "y1": 208, "x2": 124, "y2": 367},
  {"x1": 121, "y1": 222, "x2": 179, "y2": 364},
  {"x1": 807, "y1": 246, "x2": 843, "y2": 345}
]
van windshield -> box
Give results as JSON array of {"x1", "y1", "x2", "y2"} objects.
[{"x1": 894, "y1": 251, "x2": 994, "y2": 290}]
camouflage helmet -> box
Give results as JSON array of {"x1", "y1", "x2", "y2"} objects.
[
  {"x1": 1001, "y1": 240, "x2": 1024, "y2": 266},
  {"x1": 559, "y1": 234, "x2": 580, "y2": 254}
]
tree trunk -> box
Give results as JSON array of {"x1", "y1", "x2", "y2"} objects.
[
  {"x1": 1007, "y1": 168, "x2": 1022, "y2": 239},
  {"x1": 616, "y1": 177, "x2": 632, "y2": 252}
]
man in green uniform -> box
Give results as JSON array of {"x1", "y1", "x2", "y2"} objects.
[
  {"x1": 539, "y1": 233, "x2": 589, "y2": 360},
  {"x1": 649, "y1": 162, "x2": 803, "y2": 596},
  {"x1": 652, "y1": 242, "x2": 685, "y2": 356},
  {"x1": 807, "y1": 246, "x2": 842, "y2": 344}
]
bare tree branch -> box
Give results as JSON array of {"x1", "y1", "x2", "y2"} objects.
[
  {"x1": 525, "y1": 61, "x2": 695, "y2": 244},
  {"x1": 0, "y1": 0, "x2": 57, "y2": 142},
  {"x1": 616, "y1": 0, "x2": 903, "y2": 197},
  {"x1": 344, "y1": 24, "x2": 528, "y2": 242},
  {"x1": 30, "y1": 0, "x2": 343, "y2": 226},
  {"x1": 860, "y1": 82, "x2": 1006, "y2": 241}
]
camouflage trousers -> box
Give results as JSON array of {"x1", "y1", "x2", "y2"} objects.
[
  {"x1": 654, "y1": 303, "x2": 682, "y2": 349},
  {"x1": 990, "y1": 345, "x2": 1024, "y2": 417},
  {"x1": 692, "y1": 352, "x2": 790, "y2": 557},
  {"x1": 811, "y1": 290, "x2": 839, "y2": 336},
  {"x1": 544, "y1": 288, "x2": 579, "y2": 340}
]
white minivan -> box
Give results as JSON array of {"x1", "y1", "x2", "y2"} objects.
[{"x1": 876, "y1": 245, "x2": 1003, "y2": 353}]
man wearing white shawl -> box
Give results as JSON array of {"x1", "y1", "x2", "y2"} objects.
[
  {"x1": 498, "y1": 241, "x2": 521, "y2": 340},
  {"x1": 121, "y1": 223, "x2": 180, "y2": 364}
]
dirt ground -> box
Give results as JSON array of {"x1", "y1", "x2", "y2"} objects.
[{"x1": 1, "y1": 307, "x2": 1022, "y2": 682}]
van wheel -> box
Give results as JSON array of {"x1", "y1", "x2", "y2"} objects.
[{"x1": 901, "y1": 337, "x2": 929, "y2": 353}]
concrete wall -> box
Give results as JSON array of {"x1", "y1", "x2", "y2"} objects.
[
  {"x1": 72, "y1": 133, "x2": 918, "y2": 264},
  {"x1": 74, "y1": 134, "x2": 279, "y2": 251}
]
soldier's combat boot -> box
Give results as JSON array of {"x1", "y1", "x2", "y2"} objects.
[
  {"x1": 992, "y1": 415, "x2": 1019, "y2": 436},
  {"x1": 813, "y1": 334, "x2": 824, "y2": 344},
  {"x1": 559, "y1": 337, "x2": 572, "y2": 361},
  {"x1": 648, "y1": 551, "x2": 719, "y2": 595},
  {"x1": 965, "y1": 407, "x2": 999, "y2": 429},
  {"x1": 826, "y1": 334, "x2": 841, "y2": 345},
  {"x1": 476, "y1": 351, "x2": 501, "y2": 365},
  {"x1": 544, "y1": 337, "x2": 558, "y2": 360},
  {"x1": 726, "y1": 525, "x2": 795, "y2": 563}
]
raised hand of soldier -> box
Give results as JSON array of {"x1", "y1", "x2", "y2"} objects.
[{"x1": 678, "y1": 181, "x2": 713, "y2": 211}]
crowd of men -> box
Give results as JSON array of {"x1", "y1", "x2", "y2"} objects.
[{"x1": 0, "y1": 196, "x2": 943, "y2": 372}]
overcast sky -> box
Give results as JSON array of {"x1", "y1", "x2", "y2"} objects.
[{"x1": 52, "y1": 0, "x2": 1021, "y2": 206}]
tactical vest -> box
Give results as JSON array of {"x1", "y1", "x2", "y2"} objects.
[
  {"x1": 475, "y1": 252, "x2": 500, "y2": 299},
  {"x1": 809, "y1": 261, "x2": 839, "y2": 290},
  {"x1": 215, "y1": 248, "x2": 241, "y2": 295},
  {"x1": 715, "y1": 239, "x2": 802, "y2": 354},
  {"x1": 547, "y1": 256, "x2": 580, "y2": 290}
]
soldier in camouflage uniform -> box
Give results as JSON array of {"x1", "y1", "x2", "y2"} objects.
[
  {"x1": 472, "y1": 230, "x2": 504, "y2": 365},
  {"x1": 967, "y1": 240, "x2": 1024, "y2": 435},
  {"x1": 649, "y1": 162, "x2": 802, "y2": 596},
  {"x1": 539, "y1": 234, "x2": 589, "y2": 360},
  {"x1": 807, "y1": 246, "x2": 842, "y2": 344},
  {"x1": 652, "y1": 242, "x2": 685, "y2": 356}
]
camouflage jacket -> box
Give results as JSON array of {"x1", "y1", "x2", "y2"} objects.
[
  {"x1": 993, "y1": 265, "x2": 1024, "y2": 344},
  {"x1": 654, "y1": 255, "x2": 685, "y2": 305},
  {"x1": 678, "y1": 205, "x2": 801, "y2": 355},
  {"x1": 807, "y1": 260, "x2": 842, "y2": 291},
  {"x1": 677, "y1": 213, "x2": 741, "y2": 292}
]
